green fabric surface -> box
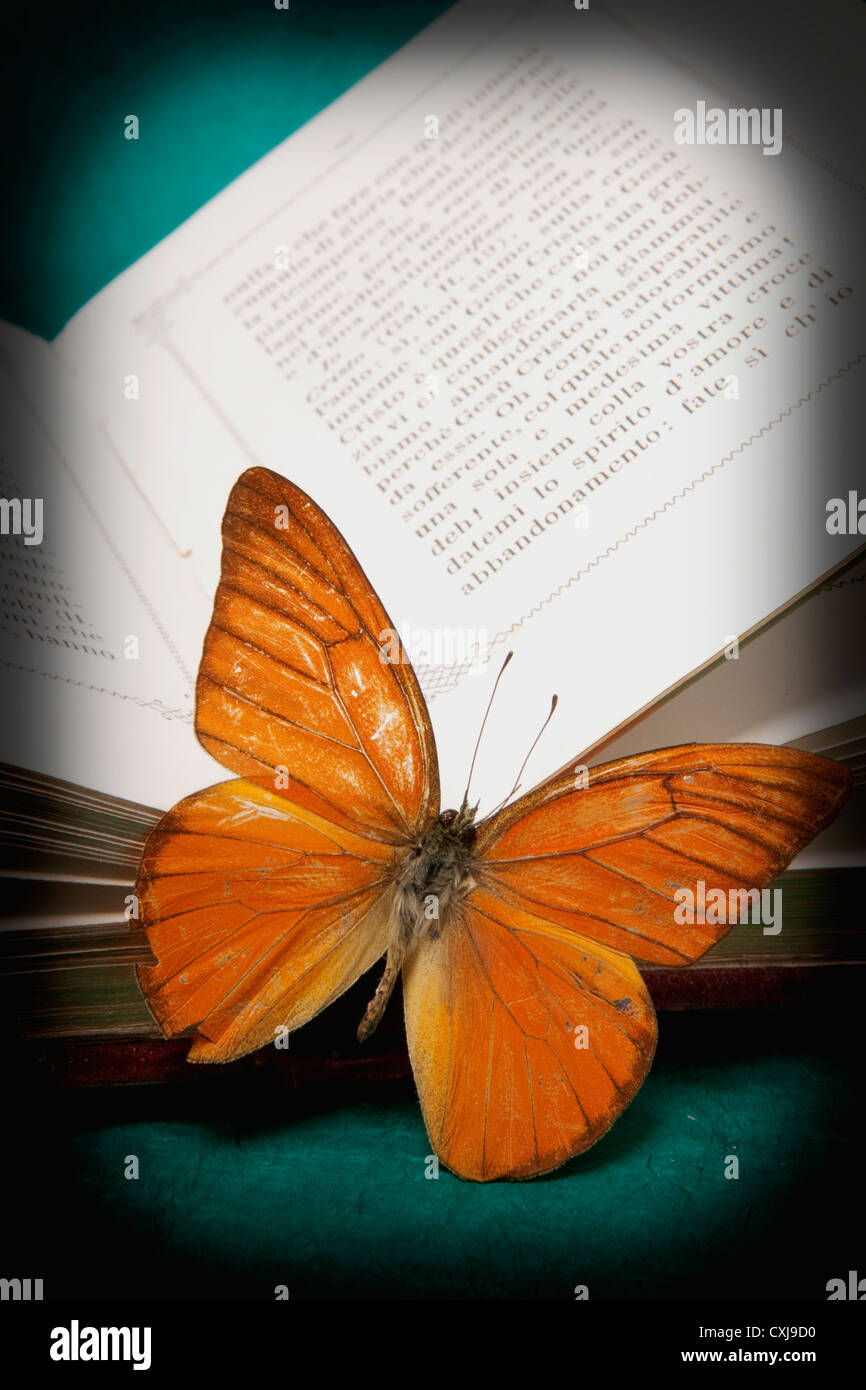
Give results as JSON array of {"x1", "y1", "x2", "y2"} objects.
[{"x1": 10, "y1": 1012, "x2": 861, "y2": 1300}]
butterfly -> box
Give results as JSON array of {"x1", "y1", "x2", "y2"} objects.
[{"x1": 135, "y1": 466, "x2": 851, "y2": 1181}]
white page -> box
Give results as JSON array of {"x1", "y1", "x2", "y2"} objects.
[
  {"x1": 0, "y1": 322, "x2": 217, "y2": 806},
  {"x1": 582, "y1": 552, "x2": 866, "y2": 869},
  {"x1": 586, "y1": 553, "x2": 866, "y2": 762},
  {"x1": 53, "y1": 0, "x2": 866, "y2": 815}
]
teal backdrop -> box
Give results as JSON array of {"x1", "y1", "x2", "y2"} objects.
[
  {"x1": 8, "y1": 1008, "x2": 862, "y2": 1300},
  {"x1": 1, "y1": 0, "x2": 861, "y2": 1301},
  {"x1": 1, "y1": 0, "x2": 452, "y2": 339}
]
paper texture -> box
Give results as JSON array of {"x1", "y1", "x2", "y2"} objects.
[{"x1": 48, "y1": 0, "x2": 866, "y2": 813}]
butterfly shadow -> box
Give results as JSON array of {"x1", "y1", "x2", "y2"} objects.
[{"x1": 530, "y1": 1091, "x2": 659, "y2": 1182}]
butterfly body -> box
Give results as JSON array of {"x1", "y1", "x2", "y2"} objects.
[
  {"x1": 397, "y1": 806, "x2": 479, "y2": 932},
  {"x1": 358, "y1": 805, "x2": 478, "y2": 1040},
  {"x1": 135, "y1": 467, "x2": 852, "y2": 1181}
]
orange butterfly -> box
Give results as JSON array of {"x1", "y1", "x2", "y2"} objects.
[{"x1": 135, "y1": 467, "x2": 851, "y2": 1180}]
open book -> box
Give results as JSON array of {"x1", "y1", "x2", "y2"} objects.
[{"x1": 2, "y1": 0, "x2": 865, "y2": 1050}]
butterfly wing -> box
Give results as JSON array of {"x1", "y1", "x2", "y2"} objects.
[
  {"x1": 473, "y1": 743, "x2": 851, "y2": 964},
  {"x1": 195, "y1": 466, "x2": 439, "y2": 842},
  {"x1": 403, "y1": 895, "x2": 656, "y2": 1181},
  {"x1": 136, "y1": 779, "x2": 396, "y2": 1062},
  {"x1": 403, "y1": 743, "x2": 849, "y2": 1178},
  {"x1": 137, "y1": 467, "x2": 439, "y2": 1060}
]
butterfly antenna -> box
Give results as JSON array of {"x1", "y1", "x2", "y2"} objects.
[
  {"x1": 461, "y1": 650, "x2": 513, "y2": 811},
  {"x1": 487, "y1": 693, "x2": 559, "y2": 818}
]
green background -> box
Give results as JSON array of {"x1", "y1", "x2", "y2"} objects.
[
  {"x1": 2, "y1": 0, "x2": 862, "y2": 1300},
  {"x1": 1, "y1": 0, "x2": 452, "y2": 339},
  {"x1": 8, "y1": 1007, "x2": 863, "y2": 1300}
]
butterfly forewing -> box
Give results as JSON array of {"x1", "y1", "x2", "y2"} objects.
[
  {"x1": 471, "y1": 743, "x2": 851, "y2": 965},
  {"x1": 195, "y1": 467, "x2": 439, "y2": 843}
]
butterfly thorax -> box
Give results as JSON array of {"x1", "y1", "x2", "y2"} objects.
[
  {"x1": 395, "y1": 808, "x2": 478, "y2": 940},
  {"x1": 356, "y1": 806, "x2": 478, "y2": 1042}
]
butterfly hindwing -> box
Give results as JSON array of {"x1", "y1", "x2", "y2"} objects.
[
  {"x1": 135, "y1": 779, "x2": 395, "y2": 1062},
  {"x1": 195, "y1": 467, "x2": 439, "y2": 843},
  {"x1": 403, "y1": 890, "x2": 656, "y2": 1181}
]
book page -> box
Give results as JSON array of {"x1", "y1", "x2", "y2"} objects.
[
  {"x1": 582, "y1": 552, "x2": 866, "y2": 870},
  {"x1": 0, "y1": 322, "x2": 216, "y2": 806},
  {"x1": 53, "y1": 0, "x2": 866, "y2": 813},
  {"x1": 586, "y1": 554, "x2": 866, "y2": 762}
]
